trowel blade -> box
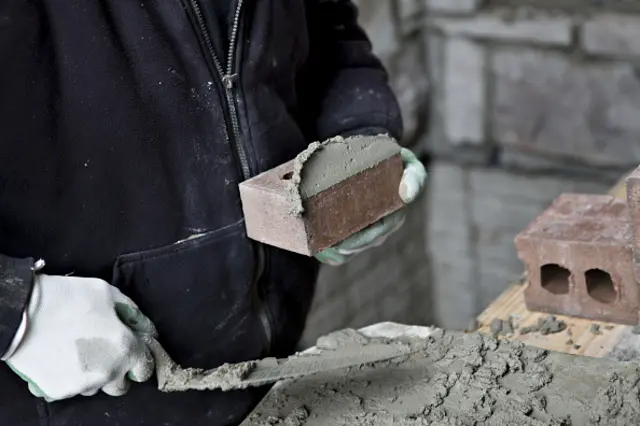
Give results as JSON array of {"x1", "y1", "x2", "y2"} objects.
[
  {"x1": 239, "y1": 342, "x2": 412, "y2": 388},
  {"x1": 148, "y1": 335, "x2": 415, "y2": 393}
]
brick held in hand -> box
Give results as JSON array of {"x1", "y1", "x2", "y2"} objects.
[{"x1": 238, "y1": 136, "x2": 405, "y2": 256}]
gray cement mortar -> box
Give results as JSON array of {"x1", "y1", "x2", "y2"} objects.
[
  {"x1": 242, "y1": 329, "x2": 640, "y2": 426},
  {"x1": 490, "y1": 317, "x2": 515, "y2": 337},
  {"x1": 286, "y1": 135, "x2": 400, "y2": 216},
  {"x1": 520, "y1": 316, "x2": 567, "y2": 336},
  {"x1": 144, "y1": 337, "x2": 257, "y2": 392}
]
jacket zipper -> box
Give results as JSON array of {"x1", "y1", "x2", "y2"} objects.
[{"x1": 187, "y1": 0, "x2": 272, "y2": 355}]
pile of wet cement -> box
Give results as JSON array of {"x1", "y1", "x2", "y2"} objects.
[
  {"x1": 242, "y1": 329, "x2": 640, "y2": 426},
  {"x1": 489, "y1": 315, "x2": 569, "y2": 339},
  {"x1": 519, "y1": 315, "x2": 567, "y2": 336}
]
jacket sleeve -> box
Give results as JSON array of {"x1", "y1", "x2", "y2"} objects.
[
  {"x1": 0, "y1": 255, "x2": 35, "y2": 357},
  {"x1": 298, "y1": 0, "x2": 403, "y2": 142}
]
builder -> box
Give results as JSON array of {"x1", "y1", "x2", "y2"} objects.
[{"x1": 0, "y1": 1, "x2": 426, "y2": 425}]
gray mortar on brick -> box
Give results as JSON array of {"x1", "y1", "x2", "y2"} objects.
[{"x1": 286, "y1": 135, "x2": 401, "y2": 217}]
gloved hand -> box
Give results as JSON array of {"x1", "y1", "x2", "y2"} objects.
[
  {"x1": 2, "y1": 274, "x2": 156, "y2": 402},
  {"x1": 315, "y1": 147, "x2": 427, "y2": 266}
]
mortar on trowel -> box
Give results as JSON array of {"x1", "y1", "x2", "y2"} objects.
[
  {"x1": 238, "y1": 135, "x2": 405, "y2": 256},
  {"x1": 141, "y1": 332, "x2": 414, "y2": 393}
]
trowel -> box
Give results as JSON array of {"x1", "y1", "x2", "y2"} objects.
[{"x1": 144, "y1": 336, "x2": 414, "y2": 393}]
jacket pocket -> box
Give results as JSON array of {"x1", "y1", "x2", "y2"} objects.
[{"x1": 112, "y1": 220, "x2": 266, "y2": 368}]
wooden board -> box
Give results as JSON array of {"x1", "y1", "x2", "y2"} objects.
[
  {"x1": 610, "y1": 170, "x2": 631, "y2": 200},
  {"x1": 476, "y1": 168, "x2": 640, "y2": 360},
  {"x1": 475, "y1": 284, "x2": 640, "y2": 359}
]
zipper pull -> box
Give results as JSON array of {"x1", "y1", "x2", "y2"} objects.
[
  {"x1": 32, "y1": 259, "x2": 46, "y2": 272},
  {"x1": 222, "y1": 73, "x2": 238, "y2": 89}
]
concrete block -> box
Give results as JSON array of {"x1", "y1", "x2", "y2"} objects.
[
  {"x1": 443, "y1": 37, "x2": 486, "y2": 146},
  {"x1": 312, "y1": 263, "x2": 348, "y2": 304},
  {"x1": 492, "y1": 47, "x2": 640, "y2": 167},
  {"x1": 399, "y1": 0, "x2": 424, "y2": 33},
  {"x1": 422, "y1": 33, "x2": 451, "y2": 156},
  {"x1": 378, "y1": 276, "x2": 419, "y2": 319},
  {"x1": 469, "y1": 165, "x2": 610, "y2": 205},
  {"x1": 239, "y1": 139, "x2": 404, "y2": 256},
  {"x1": 427, "y1": 163, "x2": 478, "y2": 329},
  {"x1": 500, "y1": 148, "x2": 632, "y2": 182},
  {"x1": 515, "y1": 194, "x2": 638, "y2": 324},
  {"x1": 425, "y1": 0, "x2": 482, "y2": 14},
  {"x1": 388, "y1": 38, "x2": 430, "y2": 145},
  {"x1": 476, "y1": 265, "x2": 521, "y2": 310},
  {"x1": 475, "y1": 227, "x2": 523, "y2": 267},
  {"x1": 346, "y1": 257, "x2": 404, "y2": 309},
  {"x1": 431, "y1": 12, "x2": 573, "y2": 45},
  {"x1": 355, "y1": 0, "x2": 399, "y2": 62},
  {"x1": 303, "y1": 294, "x2": 351, "y2": 342},
  {"x1": 582, "y1": 13, "x2": 640, "y2": 58}
]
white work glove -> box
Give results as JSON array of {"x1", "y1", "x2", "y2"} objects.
[
  {"x1": 315, "y1": 148, "x2": 427, "y2": 266},
  {"x1": 3, "y1": 274, "x2": 156, "y2": 402}
]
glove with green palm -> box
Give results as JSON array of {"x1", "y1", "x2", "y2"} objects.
[
  {"x1": 315, "y1": 147, "x2": 427, "y2": 266},
  {"x1": 3, "y1": 274, "x2": 156, "y2": 401}
]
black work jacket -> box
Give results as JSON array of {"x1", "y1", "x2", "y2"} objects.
[{"x1": 0, "y1": 1, "x2": 402, "y2": 425}]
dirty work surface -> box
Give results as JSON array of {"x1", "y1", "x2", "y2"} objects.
[
  {"x1": 476, "y1": 284, "x2": 640, "y2": 359},
  {"x1": 242, "y1": 328, "x2": 640, "y2": 425}
]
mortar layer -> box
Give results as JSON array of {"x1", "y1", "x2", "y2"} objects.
[
  {"x1": 286, "y1": 135, "x2": 400, "y2": 216},
  {"x1": 243, "y1": 329, "x2": 640, "y2": 426}
]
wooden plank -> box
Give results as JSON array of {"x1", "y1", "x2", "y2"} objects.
[
  {"x1": 476, "y1": 284, "x2": 631, "y2": 358},
  {"x1": 476, "y1": 168, "x2": 639, "y2": 359},
  {"x1": 610, "y1": 170, "x2": 631, "y2": 201}
]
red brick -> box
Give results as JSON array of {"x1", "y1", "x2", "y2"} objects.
[
  {"x1": 625, "y1": 165, "x2": 640, "y2": 283},
  {"x1": 514, "y1": 193, "x2": 638, "y2": 324},
  {"x1": 239, "y1": 155, "x2": 404, "y2": 256}
]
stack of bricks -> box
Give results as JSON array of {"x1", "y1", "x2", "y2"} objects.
[{"x1": 515, "y1": 167, "x2": 640, "y2": 324}]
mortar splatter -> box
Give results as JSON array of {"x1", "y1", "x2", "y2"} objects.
[{"x1": 520, "y1": 315, "x2": 567, "y2": 336}]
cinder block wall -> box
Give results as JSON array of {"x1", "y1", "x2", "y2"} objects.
[
  {"x1": 302, "y1": 0, "x2": 640, "y2": 342},
  {"x1": 423, "y1": 1, "x2": 640, "y2": 329}
]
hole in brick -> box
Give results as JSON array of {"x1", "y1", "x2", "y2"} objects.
[
  {"x1": 540, "y1": 264, "x2": 570, "y2": 295},
  {"x1": 586, "y1": 269, "x2": 617, "y2": 304},
  {"x1": 282, "y1": 172, "x2": 293, "y2": 180}
]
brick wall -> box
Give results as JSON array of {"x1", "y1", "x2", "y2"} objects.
[{"x1": 302, "y1": 1, "x2": 640, "y2": 341}]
